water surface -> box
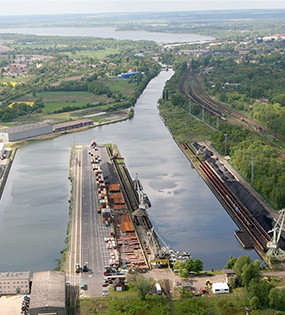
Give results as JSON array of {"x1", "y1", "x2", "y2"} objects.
[{"x1": 0, "y1": 70, "x2": 258, "y2": 272}]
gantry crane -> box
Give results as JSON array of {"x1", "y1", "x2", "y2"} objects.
[
  {"x1": 146, "y1": 227, "x2": 171, "y2": 259},
  {"x1": 267, "y1": 209, "x2": 285, "y2": 259}
]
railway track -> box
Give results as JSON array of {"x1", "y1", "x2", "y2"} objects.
[
  {"x1": 183, "y1": 142, "x2": 270, "y2": 252},
  {"x1": 180, "y1": 71, "x2": 285, "y2": 143}
]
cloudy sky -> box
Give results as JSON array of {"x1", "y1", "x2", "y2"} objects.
[{"x1": 1, "y1": 0, "x2": 285, "y2": 15}]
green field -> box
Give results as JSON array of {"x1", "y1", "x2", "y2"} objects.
[
  {"x1": 0, "y1": 75, "x2": 36, "y2": 84},
  {"x1": 106, "y1": 78, "x2": 136, "y2": 94},
  {"x1": 67, "y1": 48, "x2": 120, "y2": 60},
  {"x1": 16, "y1": 91, "x2": 109, "y2": 113}
]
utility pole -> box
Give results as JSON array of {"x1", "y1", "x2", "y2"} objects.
[
  {"x1": 202, "y1": 106, "x2": 205, "y2": 122},
  {"x1": 224, "y1": 133, "x2": 228, "y2": 155},
  {"x1": 216, "y1": 116, "x2": 219, "y2": 129},
  {"x1": 188, "y1": 99, "x2": 191, "y2": 115},
  {"x1": 251, "y1": 156, "x2": 254, "y2": 183}
]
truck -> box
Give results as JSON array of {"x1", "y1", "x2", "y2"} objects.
[
  {"x1": 75, "y1": 263, "x2": 81, "y2": 273},
  {"x1": 154, "y1": 283, "x2": 162, "y2": 295}
]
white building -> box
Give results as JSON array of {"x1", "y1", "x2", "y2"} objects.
[
  {"x1": 0, "y1": 271, "x2": 30, "y2": 295},
  {"x1": 212, "y1": 282, "x2": 229, "y2": 294},
  {"x1": 0, "y1": 143, "x2": 5, "y2": 157},
  {"x1": 0, "y1": 123, "x2": 53, "y2": 142}
]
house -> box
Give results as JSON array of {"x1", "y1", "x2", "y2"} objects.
[{"x1": 113, "y1": 278, "x2": 125, "y2": 291}]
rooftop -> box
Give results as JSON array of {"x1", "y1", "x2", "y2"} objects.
[
  {"x1": 0, "y1": 271, "x2": 30, "y2": 280},
  {"x1": 30, "y1": 271, "x2": 65, "y2": 309},
  {"x1": 0, "y1": 122, "x2": 51, "y2": 134},
  {"x1": 53, "y1": 119, "x2": 93, "y2": 130}
]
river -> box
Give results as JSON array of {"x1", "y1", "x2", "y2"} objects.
[
  {"x1": 0, "y1": 68, "x2": 259, "y2": 273},
  {"x1": 0, "y1": 27, "x2": 212, "y2": 43}
]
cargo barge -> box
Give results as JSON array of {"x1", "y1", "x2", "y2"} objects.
[{"x1": 182, "y1": 142, "x2": 272, "y2": 255}]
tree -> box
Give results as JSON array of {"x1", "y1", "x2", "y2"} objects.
[
  {"x1": 251, "y1": 296, "x2": 260, "y2": 310},
  {"x1": 269, "y1": 288, "x2": 285, "y2": 310},
  {"x1": 179, "y1": 268, "x2": 189, "y2": 278},
  {"x1": 247, "y1": 279, "x2": 273, "y2": 307},
  {"x1": 132, "y1": 275, "x2": 152, "y2": 300},
  {"x1": 193, "y1": 259, "x2": 203, "y2": 273},
  {"x1": 242, "y1": 262, "x2": 260, "y2": 288},
  {"x1": 226, "y1": 256, "x2": 237, "y2": 269},
  {"x1": 184, "y1": 259, "x2": 194, "y2": 272},
  {"x1": 173, "y1": 260, "x2": 183, "y2": 270},
  {"x1": 233, "y1": 255, "x2": 251, "y2": 278}
]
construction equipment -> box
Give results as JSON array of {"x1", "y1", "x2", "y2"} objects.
[
  {"x1": 267, "y1": 209, "x2": 285, "y2": 259},
  {"x1": 206, "y1": 279, "x2": 211, "y2": 289}
]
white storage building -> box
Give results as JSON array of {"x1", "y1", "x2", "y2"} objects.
[
  {"x1": 0, "y1": 123, "x2": 53, "y2": 142},
  {"x1": 212, "y1": 282, "x2": 229, "y2": 294}
]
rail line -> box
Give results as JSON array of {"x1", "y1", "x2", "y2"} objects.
[
  {"x1": 183, "y1": 142, "x2": 270, "y2": 252},
  {"x1": 180, "y1": 71, "x2": 285, "y2": 143}
]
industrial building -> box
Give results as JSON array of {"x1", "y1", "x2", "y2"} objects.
[
  {"x1": 0, "y1": 123, "x2": 53, "y2": 142},
  {"x1": 0, "y1": 143, "x2": 5, "y2": 157},
  {"x1": 29, "y1": 271, "x2": 66, "y2": 315},
  {"x1": 0, "y1": 271, "x2": 30, "y2": 295},
  {"x1": 53, "y1": 119, "x2": 93, "y2": 132}
]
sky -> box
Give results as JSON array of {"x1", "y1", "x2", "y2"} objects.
[{"x1": 1, "y1": 0, "x2": 285, "y2": 16}]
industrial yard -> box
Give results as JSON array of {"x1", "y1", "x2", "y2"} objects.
[
  {"x1": 182, "y1": 141, "x2": 285, "y2": 264},
  {"x1": 66, "y1": 141, "x2": 193, "y2": 301}
]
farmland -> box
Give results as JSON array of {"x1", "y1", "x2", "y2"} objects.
[{"x1": 0, "y1": 33, "x2": 160, "y2": 126}]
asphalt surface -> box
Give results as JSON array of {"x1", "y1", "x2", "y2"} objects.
[
  {"x1": 80, "y1": 145, "x2": 112, "y2": 297},
  {"x1": 66, "y1": 144, "x2": 113, "y2": 298}
]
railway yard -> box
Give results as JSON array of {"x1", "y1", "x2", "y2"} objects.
[{"x1": 180, "y1": 71, "x2": 285, "y2": 149}]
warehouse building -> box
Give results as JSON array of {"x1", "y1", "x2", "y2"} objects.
[
  {"x1": 0, "y1": 271, "x2": 30, "y2": 295},
  {"x1": 0, "y1": 123, "x2": 53, "y2": 142},
  {"x1": 29, "y1": 271, "x2": 66, "y2": 315},
  {"x1": 53, "y1": 119, "x2": 93, "y2": 132}
]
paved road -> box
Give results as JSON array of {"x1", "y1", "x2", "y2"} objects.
[
  {"x1": 80, "y1": 145, "x2": 111, "y2": 297},
  {"x1": 67, "y1": 144, "x2": 114, "y2": 297},
  {"x1": 68, "y1": 146, "x2": 82, "y2": 276}
]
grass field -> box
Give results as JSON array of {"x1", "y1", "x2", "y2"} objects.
[
  {"x1": 67, "y1": 48, "x2": 120, "y2": 60},
  {"x1": 16, "y1": 91, "x2": 112, "y2": 113},
  {"x1": 106, "y1": 78, "x2": 135, "y2": 94},
  {"x1": 0, "y1": 76, "x2": 35, "y2": 84}
]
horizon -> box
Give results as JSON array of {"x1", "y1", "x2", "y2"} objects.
[{"x1": 1, "y1": 1, "x2": 285, "y2": 16}]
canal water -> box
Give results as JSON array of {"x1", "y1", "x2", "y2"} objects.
[{"x1": 0, "y1": 69, "x2": 259, "y2": 272}]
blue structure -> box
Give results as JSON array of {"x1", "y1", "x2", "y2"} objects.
[{"x1": 120, "y1": 71, "x2": 140, "y2": 79}]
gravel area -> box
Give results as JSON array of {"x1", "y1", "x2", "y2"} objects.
[{"x1": 0, "y1": 295, "x2": 24, "y2": 315}]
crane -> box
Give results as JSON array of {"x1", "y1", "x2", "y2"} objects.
[
  {"x1": 267, "y1": 209, "x2": 285, "y2": 259},
  {"x1": 134, "y1": 173, "x2": 151, "y2": 210},
  {"x1": 146, "y1": 227, "x2": 171, "y2": 259}
]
